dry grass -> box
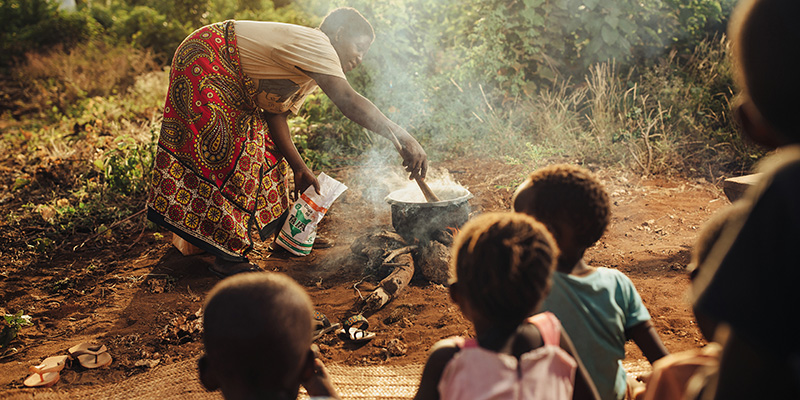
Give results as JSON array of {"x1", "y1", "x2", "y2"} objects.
[
  {"x1": 475, "y1": 36, "x2": 756, "y2": 179},
  {"x1": 12, "y1": 41, "x2": 159, "y2": 117}
]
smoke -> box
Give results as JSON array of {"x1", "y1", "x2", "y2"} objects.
[{"x1": 346, "y1": 145, "x2": 469, "y2": 214}]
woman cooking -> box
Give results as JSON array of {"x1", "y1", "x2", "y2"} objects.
[{"x1": 147, "y1": 7, "x2": 428, "y2": 277}]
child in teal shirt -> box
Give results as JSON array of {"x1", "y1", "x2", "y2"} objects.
[{"x1": 514, "y1": 164, "x2": 668, "y2": 399}]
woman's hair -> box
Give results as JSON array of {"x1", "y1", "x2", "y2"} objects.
[
  {"x1": 515, "y1": 164, "x2": 610, "y2": 250},
  {"x1": 730, "y1": 0, "x2": 800, "y2": 142},
  {"x1": 451, "y1": 212, "x2": 558, "y2": 326},
  {"x1": 319, "y1": 7, "x2": 375, "y2": 42}
]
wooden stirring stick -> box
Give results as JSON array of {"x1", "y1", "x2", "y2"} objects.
[{"x1": 387, "y1": 129, "x2": 440, "y2": 202}]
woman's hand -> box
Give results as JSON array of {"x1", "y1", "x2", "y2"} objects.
[
  {"x1": 293, "y1": 164, "x2": 321, "y2": 199},
  {"x1": 396, "y1": 129, "x2": 428, "y2": 179},
  {"x1": 304, "y1": 72, "x2": 429, "y2": 179}
]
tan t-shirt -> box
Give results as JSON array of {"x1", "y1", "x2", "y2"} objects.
[{"x1": 235, "y1": 21, "x2": 345, "y2": 114}]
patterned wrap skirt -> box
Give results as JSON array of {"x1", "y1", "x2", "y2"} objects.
[{"x1": 147, "y1": 21, "x2": 290, "y2": 262}]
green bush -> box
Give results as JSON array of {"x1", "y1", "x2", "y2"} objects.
[
  {"x1": 458, "y1": 0, "x2": 736, "y2": 96},
  {"x1": 0, "y1": 0, "x2": 103, "y2": 67},
  {"x1": 109, "y1": 5, "x2": 192, "y2": 64}
]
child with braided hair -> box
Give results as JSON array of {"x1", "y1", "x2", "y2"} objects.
[{"x1": 415, "y1": 212, "x2": 599, "y2": 400}]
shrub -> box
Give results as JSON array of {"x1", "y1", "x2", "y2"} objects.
[
  {"x1": 0, "y1": 1, "x2": 103, "y2": 67},
  {"x1": 11, "y1": 40, "x2": 160, "y2": 119},
  {"x1": 110, "y1": 5, "x2": 192, "y2": 64},
  {"x1": 459, "y1": 0, "x2": 736, "y2": 96}
]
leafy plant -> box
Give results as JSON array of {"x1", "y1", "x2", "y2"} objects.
[
  {"x1": 1, "y1": 311, "x2": 32, "y2": 350},
  {"x1": 0, "y1": 0, "x2": 102, "y2": 67},
  {"x1": 448, "y1": 0, "x2": 735, "y2": 96},
  {"x1": 97, "y1": 129, "x2": 158, "y2": 196}
]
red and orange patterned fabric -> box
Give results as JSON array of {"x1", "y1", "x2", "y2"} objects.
[{"x1": 147, "y1": 21, "x2": 289, "y2": 261}]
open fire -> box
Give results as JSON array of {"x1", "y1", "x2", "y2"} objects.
[{"x1": 349, "y1": 184, "x2": 472, "y2": 315}]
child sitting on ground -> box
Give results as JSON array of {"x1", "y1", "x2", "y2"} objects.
[
  {"x1": 415, "y1": 212, "x2": 600, "y2": 400},
  {"x1": 691, "y1": 0, "x2": 800, "y2": 397},
  {"x1": 637, "y1": 202, "x2": 750, "y2": 400},
  {"x1": 199, "y1": 272, "x2": 340, "y2": 399},
  {"x1": 513, "y1": 164, "x2": 669, "y2": 400}
]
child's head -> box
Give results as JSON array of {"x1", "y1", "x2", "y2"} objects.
[
  {"x1": 512, "y1": 164, "x2": 610, "y2": 267},
  {"x1": 730, "y1": 0, "x2": 800, "y2": 146},
  {"x1": 200, "y1": 272, "x2": 315, "y2": 400},
  {"x1": 450, "y1": 212, "x2": 558, "y2": 328}
]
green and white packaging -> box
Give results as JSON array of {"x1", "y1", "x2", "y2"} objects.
[{"x1": 276, "y1": 172, "x2": 347, "y2": 256}]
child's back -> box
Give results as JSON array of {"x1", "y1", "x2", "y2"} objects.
[
  {"x1": 540, "y1": 266, "x2": 652, "y2": 399},
  {"x1": 415, "y1": 212, "x2": 599, "y2": 400},
  {"x1": 437, "y1": 312, "x2": 576, "y2": 399},
  {"x1": 514, "y1": 164, "x2": 667, "y2": 400}
]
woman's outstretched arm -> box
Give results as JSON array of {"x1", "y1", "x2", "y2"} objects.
[{"x1": 302, "y1": 70, "x2": 428, "y2": 179}]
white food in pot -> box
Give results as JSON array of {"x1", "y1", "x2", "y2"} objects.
[{"x1": 387, "y1": 185, "x2": 470, "y2": 204}]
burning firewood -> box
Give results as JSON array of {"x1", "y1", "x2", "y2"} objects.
[
  {"x1": 350, "y1": 227, "x2": 454, "y2": 314},
  {"x1": 359, "y1": 251, "x2": 415, "y2": 314}
]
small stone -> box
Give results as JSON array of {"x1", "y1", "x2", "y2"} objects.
[
  {"x1": 387, "y1": 338, "x2": 407, "y2": 356},
  {"x1": 135, "y1": 359, "x2": 160, "y2": 368}
]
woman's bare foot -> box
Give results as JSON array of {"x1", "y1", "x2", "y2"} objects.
[{"x1": 208, "y1": 257, "x2": 262, "y2": 278}]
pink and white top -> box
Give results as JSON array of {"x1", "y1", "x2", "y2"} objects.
[{"x1": 437, "y1": 312, "x2": 577, "y2": 400}]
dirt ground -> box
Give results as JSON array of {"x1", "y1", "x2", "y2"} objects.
[{"x1": 0, "y1": 157, "x2": 730, "y2": 393}]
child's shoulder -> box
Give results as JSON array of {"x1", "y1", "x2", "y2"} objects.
[
  {"x1": 423, "y1": 336, "x2": 466, "y2": 377},
  {"x1": 587, "y1": 268, "x2": 642, "y2": 299},
  {"x1": 431, "y1": 336, "x2": 468, "y2": 352},
  {"x1": 579, "y1": 267, "x2": 634, "y2": 285}
]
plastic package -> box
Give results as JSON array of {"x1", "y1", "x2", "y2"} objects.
[{"x1": 276, "y1": 172, "x2": 347, "y2": 256}]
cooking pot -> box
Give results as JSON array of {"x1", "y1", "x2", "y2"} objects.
[{"x1": 385, "y1": 185, "x2": 473, "y2": 242}]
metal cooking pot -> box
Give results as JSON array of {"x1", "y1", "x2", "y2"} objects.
[{"x1": 385, "y1": 186, "x2": 473, "y2": 242}]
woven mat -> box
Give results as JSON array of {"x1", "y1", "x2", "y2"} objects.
[{"x1": 0, "y1": 359, "x2": 650, "y2": 399}]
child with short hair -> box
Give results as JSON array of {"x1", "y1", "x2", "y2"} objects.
[
  {"x1": 199, "y1": 272, "x2": 339, "y2": 399},
  {"x1": 415, "y1": 212, "x2": 599, "y2": 400},
  {"x1": 513, "y1": 164, "x2": 668, "y2": 400},
  {"x1": 691, "y1": 0, "x2": 800, "y2": 397}
]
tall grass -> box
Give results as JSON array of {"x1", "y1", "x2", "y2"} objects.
[
  {"x1": 469, "y1": 36, "x2": 759, "y2": 179},
  {"x1": 296, "y1": 36, "x2": 755, "y2": 180}
]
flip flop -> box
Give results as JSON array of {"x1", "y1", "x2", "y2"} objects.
[
  {"x1": 76, "y1": 351, "x2": 113, "y2": 369},
  {"x1": 208, "y1": 262, "x2": 263, "y2": 278},
  {"x1": 338, "y1": 314, "x2": 375, "y2": 343},
  {"x1": 24, "y1": 355, "x2": 69, "y2": 387},
  {"x1": 312, "y1": 310, "x2": 341, "y2": 341},
  {"x1": 68, "y1": 343, "x2": 107, "y2": 357}
]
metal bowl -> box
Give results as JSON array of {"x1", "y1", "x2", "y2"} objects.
[{"x1": 385, "y1": 186, "x2": 473, "y2": 242}]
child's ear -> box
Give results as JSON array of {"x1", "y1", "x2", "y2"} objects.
[
  {"x1": 198, "y1": 354, "x2": 220, "y2": 391},
  {"x1": 299, "y1": 348, "x2": 317, "y2": 382},
  {"x1": 735, "y1": 100, "x2": 786, "y2": 148},
  {"x1": 511, "y1": 179, "x2": 533, "y2": 212},
  {"x1": 448, "y1": 281, "x2": 460, "y2": 304},
  {"x1": 449, "y1": 282, "x2": 473, "y2": 318}
]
